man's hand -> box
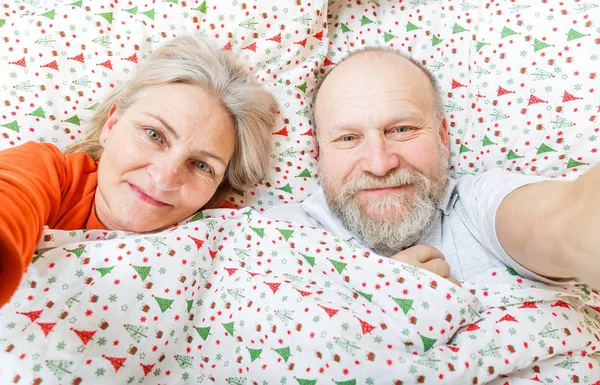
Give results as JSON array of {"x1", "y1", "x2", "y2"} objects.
[{"x1": 391, "y1": 244, "x2": 461, "y2": 286}]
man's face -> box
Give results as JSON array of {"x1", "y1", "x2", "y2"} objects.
[{"x1": 315, "y1": 52, "x2": 450, "y2": 256}]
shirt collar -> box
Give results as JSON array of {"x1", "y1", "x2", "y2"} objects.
[
  {"x1": 439, "y1": 177, "x2": 458, "y2": 215},
  {"x1": 301, "y1": 178, "x2": 458, "y2": 242},
  {"x1": 301, "y1": 188, "x2": 356, "y2": 242}
]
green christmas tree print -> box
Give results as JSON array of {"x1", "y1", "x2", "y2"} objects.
[
  {"x1": 154, "y1": 297, "x2": 174, "y2": 313},
  {"x1": 195, "y1": 326, "x2": 211, "y2": 341},
  {"x1": 124, "y1": 324, "x2": 148, "y2": 343}
]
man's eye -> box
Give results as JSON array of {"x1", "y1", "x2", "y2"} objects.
[
  {"x1": 340, "y1": 135, "x2": 356, "y2": 142},
  {"x1": 146, "y1": 129, "x2": 163, "y2": 142},
  {"x1": 195, "y1": 161, "x2": 212, "y2": 173},
  {"x1": 392, "y1": 126, "x2": 410, "y2": 133}
]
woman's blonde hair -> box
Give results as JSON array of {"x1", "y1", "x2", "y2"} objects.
[{"x1": 66, "y1": 35, "x2": 278, "y2": 208}]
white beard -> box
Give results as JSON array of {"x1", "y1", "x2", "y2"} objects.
[{"x1": 321, "y1": 158, "x2": 449, "y2": 257}]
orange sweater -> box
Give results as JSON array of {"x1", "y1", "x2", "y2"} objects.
[{"x1": 0, "y1": 142, "x2": 104, "y2": 307}]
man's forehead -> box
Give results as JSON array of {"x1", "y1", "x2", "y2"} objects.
[
  {"x1": 315, "y1": 62, "x2": 434, "y2": 128},
  {"x1": 317, "y1": 53, "x2": 432, "y2": 105}
]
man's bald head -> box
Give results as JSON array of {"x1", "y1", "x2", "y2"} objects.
[{"x1": 312, "y1": 48, "x2": 444, "y2": 144}]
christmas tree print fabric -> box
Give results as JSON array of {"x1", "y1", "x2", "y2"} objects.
[
  {"x1": 2, "y1": 0, "x2": 600, "y2": 208},
  {"x1": 2, "y1": 0, "x2": 600, "y2": 384},
  {"x1": 0, "y1": 209, "x2": 599, "y2": 384}
]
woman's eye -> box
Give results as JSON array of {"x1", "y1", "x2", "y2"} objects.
[
  {"x1": 195, "y1": 161, "x2": 212, "y2": 173},
  {"x1": 392, "y1": 126, "x2": 410, "y2": 133},
  {"x1": 146, "y1": 129, "x2": 163, "y2": 142}
]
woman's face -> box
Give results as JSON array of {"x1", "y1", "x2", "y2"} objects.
[{"x1": 96, "y1": 83, "x2": 236, "y2": 232}]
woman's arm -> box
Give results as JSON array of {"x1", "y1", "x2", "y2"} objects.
[{"x1": 0, "y1": 142, "x2": 68, "y2": 307}]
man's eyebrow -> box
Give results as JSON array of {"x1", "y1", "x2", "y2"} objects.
[
  {"x1": 144, "y1": 112, "x2": 180, "y2": 140},
  {"x1": 386, "y1": 110, "x2": 425, "y2": 124},
  {"x1": 329, "y1": 111, "x2": 424, "y2": 132}
]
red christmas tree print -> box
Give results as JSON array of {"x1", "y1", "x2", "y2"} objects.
[
  {"x1": 140, "y1": 363, "x2": 155, "y2": 376},
  {"x1": 497, "y1": 86, "x2": 515, "y2": 96},
  {"x1": 527, "y1": 94, "x2": 547, "y2": 105},
  {"x1": 551, "y1": 300, "x2": 570, "y2": 309},
  {"x1": 318, "y1": 305, "x2": 339, "y2": 319},
  {"x1": 496, "y1": 314, "x2": 518, "y2": 323},
  {"x1": 323, "y1": 57, "x2": 335, "y2": 66},
  {"x1": 356, "y1": 317, "x2": 376, "y2": 334},
  {"x1": 267, "y1": 33, "x2": 282, "y2": 43},
  {"x1": 313, "y1": 30, "x2": 324, "y2": 40},
  {"x1": 71, "y1": 328, "x2": 97, "y2": 345},
  {"x1": 9, "y1": 57, "x2": 26, "y2": 67},
  {"x1": 224, "y1": 268, "x2": 238, "y2": 276},
  {"x1": 272, "y1": 126, "x2": 289, "y2": 136},
  {"x1": 265, "y1": 282, "x2": 281, "y2": 294},
  {"x1": 562, "y1": 91, "x2": 582, "y2": 102},
  {"x1": 97, "y1": 60, "x2": 113, "y2": 70},
  {"x1": 451, "y1": 79, "x2": 466, "y2": 89},
  {"x1": 295, "y1": 288, "x2": 313, "y2": 297},
  {"x1": 464, "y1": 323, "x2": 480, "y2": 332},
  {"x1": 102, "y1": 355, "x2": 126, "y2": 372},
  {"x1": 222, "y1": 41, "x2": 233, "y2": 51},
  {"x1": 295, "y1": 38, "x2": 308, "y2": 47},
  {"x1": 37, "y1": 322, "x2": 56, "y2": 337},
  {"x1": 188, "y1": 235, "x2": 204, "y2": 250},
  {"x1": 41, "y1": 60, "x2": 59, "y2": 71},
  {"x1": 518, "y1": 302, "x2": 538, "y2": 309},
  {"x1": 301, "y1": 128, "x2": 313, "y2": 137},
  {"x1": 208, "y1": 248, "x2": 218, "y2": 260},
  {"x1": 242, "y1": 42, "x2": 257, "y2": 52},
  {"x1": 68, "y1": 53, "x2": 85, "y2": 63},
  {"x1": 122, "y1": 53, "x2": 138, "y2": 63},
  {"x1": 17, "y1": 309, "x2": 43, "y2": 322}
]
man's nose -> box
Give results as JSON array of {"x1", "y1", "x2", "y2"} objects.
[{"x1": 358, "y1": 134, "x2": 400, "y2": 177}]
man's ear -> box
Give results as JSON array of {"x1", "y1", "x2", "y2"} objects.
[
  {"x1": 438, "y1": 116, "x2": 450, "y2": 157},
  {"x1": 99, "y1": 104, "x2": 120, "y2": 148},
  {"x1": 313, "y1": 134, "x2": 320, "y2": 161}
]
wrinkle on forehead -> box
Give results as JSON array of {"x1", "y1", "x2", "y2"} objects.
[
  {"x1": 325, "y1": 82, "x2": 431, "y2": 111},
  {"x1": 316, "y1": 65, "x2": 435, "y2": 134}
]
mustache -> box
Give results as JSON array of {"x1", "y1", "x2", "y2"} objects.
[{"x1": 341, "y1": 168, "x2": 424, "y2": 197}]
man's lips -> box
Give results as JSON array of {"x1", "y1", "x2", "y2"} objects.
[
  {"x1": 358, "y1": 185, "x2": 408, "y2": 196},
  {"x1": 128, "y1": 183, "x2": 169, "y2": 207}
]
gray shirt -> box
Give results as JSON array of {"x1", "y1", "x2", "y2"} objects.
[{"x1": 264, "y1": 169, "x2": 561, "y2": 283}]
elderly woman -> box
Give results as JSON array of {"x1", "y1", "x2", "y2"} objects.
[{"x1": 0, "y1": 35, "x2": 278, "y2": 307}]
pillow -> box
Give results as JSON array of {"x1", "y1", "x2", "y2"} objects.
[
  {"x1": 0, "y1": 0, "x2": 325, "y2": 207},
  {"x1": 323, "y1": 1, "x2": 600, "y2": 181},
  {"x1": 3, "y1": 1, "x2": 599, "y2": 211}
]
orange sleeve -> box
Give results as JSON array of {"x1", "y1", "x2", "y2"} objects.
[{"x1": 0, "y1": 142, "x2": 68, "y2": 307}]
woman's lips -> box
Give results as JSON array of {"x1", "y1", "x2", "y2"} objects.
[{"x1": 128, "y1": 183, "x2": 169, "y2": 207}]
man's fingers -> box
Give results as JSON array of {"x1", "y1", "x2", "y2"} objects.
[
  {"x1": 390, "y1": 251, "x2": 413, "y2": 264},
  {"x1": 422, "y1": 258, "x2": 451, "y2": 278},
  {"x1": 447, "y1": 277, "x2": 462, "y2": 287},
  {"x1": 417, "y1": 245, "x2": 444, "y2": 263},
  {"x1": 398, "y1": 244, "x2": 444, "y2": 263}
]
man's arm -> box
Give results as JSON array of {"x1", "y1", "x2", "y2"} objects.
[{"x1": 495, "y1": 165, "x2": 600, "y2": 287}]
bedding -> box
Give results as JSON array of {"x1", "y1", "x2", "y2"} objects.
[
  {"x1": 0, "y1": 210, "x2": 598, "y2": 384},
  {"x1": 1, "y1": 0, "x2": 600, "y2": 383}
]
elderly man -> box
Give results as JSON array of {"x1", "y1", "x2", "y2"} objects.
[{"x1": 265, "y1": 47, "x2": 599, "y2": 288}]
